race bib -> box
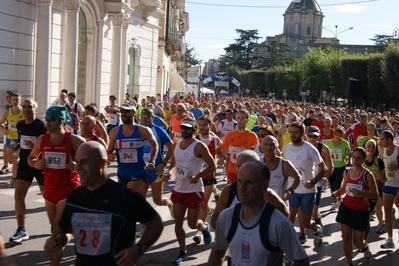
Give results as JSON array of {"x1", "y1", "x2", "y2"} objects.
[
  {"x1": 20, "y1": 135, "x2": 36, "y2": 150},
  {"x1": 143, "y1": 153, "x2": 150, "y2": 164},
  {"x1": 176, "y1": 164, "x2": 189, "y2": 179},
  {"x1": 119, "y1": 149, "x2": 138, "y2": 163},
  {"x1": 44, "y1": 152, "x2": 66, "y2": 169},
  {"x1": 9, "y1": 122, "x2": 17, "y2": 131},
  {"x1": 175, "y1": 132, "x2": 182, "y2": 141},
  {"x1": 107, "y1": 114, "x2": 118, "y2": 125},
  {"x1": 71, "y1": 213, "x2": 111, "y2": 256},
  {"x1": 330, "y1": 149, "x2": 342, "y2": 162},
  {"x1": 346, "y1": 183, "x2": 363, "y2": 197},
  {"x1": 229, "y1": 147, "x2": 241, "y2": 164}
]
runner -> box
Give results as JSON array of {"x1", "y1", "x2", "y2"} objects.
[
  {"x1": 9, "y1": 99, "x2": 46, "y2": 243},
  {"x1": 28, "y1": 105, "x2": 85, "y2": 265}
]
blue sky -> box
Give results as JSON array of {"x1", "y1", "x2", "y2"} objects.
[{"x1": 184, "y1": 0, "x2": 397, "y2": 63}]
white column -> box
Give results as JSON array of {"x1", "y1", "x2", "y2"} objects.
[
  {"x1": 63, "y1": 0, "x2": 81, "y2": 94},
  {"x1": 35, "y1": 0, "x2": 53, "y2": 116},
  {"x1": 120, "y1": 14, "x2": 130, "y2": 101},
  {"x1": 109, "y1": 13, "x2": 123, "y2": 98}
]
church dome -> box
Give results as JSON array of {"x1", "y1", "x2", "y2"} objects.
[{"x1": 287, "y1": 0, "x2": 321, "y2": 12}]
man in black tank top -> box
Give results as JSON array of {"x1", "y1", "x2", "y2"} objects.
[{"x1": 9, "y1": 99, "x2": 46, "y2": 243}]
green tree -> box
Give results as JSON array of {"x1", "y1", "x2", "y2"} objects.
[
  {"x1": 382, "y1": 43, "x2": 399, "y2": 108},
  {"x1": 253, "y1": 40, "x2": 294, "y2": 69},
  {"x1": 370, "y1": 34, "x2": 392, "y2": 52},
  {"x1": 185, "y1": 44, "x2": 202, "y2": 66},
  {"x1": 223, "y1": 29, "x2": 262, "y2": 70}
]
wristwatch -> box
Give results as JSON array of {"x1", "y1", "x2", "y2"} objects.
[
  {"x1": 310, "y1": 179, "x2": 317, "y2": 185},
  {"x1": 135, "y1": 242, "x2": 147, "y2": 255},
  {"x1": 288, "y1": 187, "x2": 295, "y2": 194},
  {"x1": 148, "y1": 160, "x2": 155, "y2": 165}
]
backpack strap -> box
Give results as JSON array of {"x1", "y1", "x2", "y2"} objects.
[
  {"x1": 226, "y1": 203, "x2": 241, "y2": 243},
  {"x1": 227, "y1": 181, "x2": 238, "y2": 208},
  {"x1": 259, "y1": 203, "x2": 280, "y2": 251}
]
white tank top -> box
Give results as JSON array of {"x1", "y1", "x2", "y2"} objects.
[
  {"x1": 254, "y1": 145, "x2": 263, "y2": 158},
  {"x1": 173, "y1": 139, "x2": 204, "y2": 193},
  {"x1": 382, "y1": 145, "x2": 399, "y2": 187},
  {"x1": 267, "y1": 157, "x2": 286, "y2": 199}
]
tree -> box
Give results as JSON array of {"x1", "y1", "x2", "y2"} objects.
[
  {"x1": 370, "y1": 34, "x2": 392, "y2": 52},
  {"x1": 185, "y1": 44, "x2": 202, "y2": 66},
  {"x1": 223, "y1": 29, "x2": 262, "y2": 70},
  {"x1": 253, "y1": 40, "x2": 294, "y2": 69}
]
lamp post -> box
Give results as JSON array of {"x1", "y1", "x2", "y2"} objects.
[
  {"x1": 322, "y1": 25, "x2": 354, "y2": 45},
  {"x1": 245, "y1": 40, "x2": 251, "y2": 70}
]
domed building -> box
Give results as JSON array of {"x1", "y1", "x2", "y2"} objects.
[
  {"x1": 255, "y1": 0, "x2": 372, "y2": 62},
  {"x1": 278, "y1": 0, "x2": 323, "y2": 47},
  {"x1": 262, "y1": 0, "x2": 323, "y2": 54}
]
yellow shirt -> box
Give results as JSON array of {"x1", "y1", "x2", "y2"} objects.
[{"x1": 7, "y1": 108, "x2": 24, "y2": 140}]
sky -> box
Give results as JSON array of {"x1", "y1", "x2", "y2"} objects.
[{"x1": 184, "y1": 0, "x2": 398, "y2": 63}]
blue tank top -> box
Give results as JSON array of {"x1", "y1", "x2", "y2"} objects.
[{"x1": 114, "y1": 124, "x2": 145, "y2": 178}]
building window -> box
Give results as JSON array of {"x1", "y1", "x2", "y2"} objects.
[{"x1": 307, "y1": 26, "x2": 311, "y2": 36}]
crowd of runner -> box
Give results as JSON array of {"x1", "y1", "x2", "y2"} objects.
[{"x1": 1, "y1": 89, "x2": 399, "y2": 265}]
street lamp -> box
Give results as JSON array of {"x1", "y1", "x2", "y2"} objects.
[{"x1": 322, "y1": 25, "x2": 354, "y2": 45}]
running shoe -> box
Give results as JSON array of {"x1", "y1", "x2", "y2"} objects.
[
  {"x1": 9, "y1": 178, "x2": 16, "y2": 188},
  {"x1": 9, "y1": 228, "x2": 29, "y2": 243},
  {"x1": 202, "y1": 222, "x2": 212, "y2": 245},
  {"x1": 314, "y1": 225, "x2": 323, "y2": 248},
  {"x1": 0, "y1": 166, "x2": 9, "y2": 175},
  {"x1": 376, "y1": 224, "x2": 386, "y2": 234},
  {"x1": 363, "y1": 245, "x2": 373, "y2": 263},
  {"x1": 193, "y1": 231, "x2": 202, "y2": 245},
  {"x1": 299, "y1": 233, "x2": 307, "y2": 244},
  {"x1": 380, "y1": 238, "x2": 395, "y2": 249},
  {"x1": 136, "y1": 226, "x2": 145, "y2": 238},
  {"x1": 172, "y1": 249, "x2": 188, "y2": 265}
]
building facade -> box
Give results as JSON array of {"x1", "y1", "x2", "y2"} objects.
[{"x1": 0, "y1": 0, "x2": 187, "y2": 116}]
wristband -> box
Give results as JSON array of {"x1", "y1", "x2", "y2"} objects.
[{"x1": 310, "y1": 179, "x2": 317, "y2": 185}]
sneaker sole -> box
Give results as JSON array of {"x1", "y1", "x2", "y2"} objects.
[{"x1": 10, "y1": 235, "x2": 29, "y2": 243}]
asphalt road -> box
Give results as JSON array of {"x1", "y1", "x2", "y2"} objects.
[{"x1": 1, "y1": 155, "x2": 399, "y2": 265}]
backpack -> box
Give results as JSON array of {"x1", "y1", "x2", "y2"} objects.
[{"x1": 226, "y1": 202, "x2": 281, "y2": 252}]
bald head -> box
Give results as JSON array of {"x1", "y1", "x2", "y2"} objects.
[
  {"x1": 238, "y1": 161, "x2": 270, "y2": 183},
  {"x1": 236, "y1": 150, "x2": 260, "y2": 171},
  {"x1": 82, "y1": 115, "x2": 96, "y2": 126},
  {"x1": 76, "y1": 142, "x2": 107, "y2": 162}
]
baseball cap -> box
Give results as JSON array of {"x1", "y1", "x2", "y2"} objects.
[
  {"x1": 141, "y1": 108, "x2": 154, "y2": 117},
  {"x1": 307, "y1": 126, "x2": 320, "y2": 136},
  {"x1": 367, "y1": 123, "x2": 377, "y2": 130},
  {"x1": 180, "y1": 119, "x2": 196, "y2": 128},
  {"x1": 117, "y1": 103, "x2": 136, "y2": 112}
]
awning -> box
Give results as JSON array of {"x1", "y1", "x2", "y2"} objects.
[{"x1": 169, "y1": 72, "x2": 186, "y2": 90}]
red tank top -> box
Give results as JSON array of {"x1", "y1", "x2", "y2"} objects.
[
  {"x1": 342, "y1": 168, "x2": 370, "y2": 210},
  {"x1": 196, "y1": 134, "x2": 216, "y2": 180},
  {"x1": 40, "y1": 131, "x2": 80, "y2": 191}
]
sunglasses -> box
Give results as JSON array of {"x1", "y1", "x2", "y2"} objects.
[
  {"x1": 307, "y1": 134, "x2": 318, "y2": 139},
  {"x1": 180, "y1": 126, "x2": 192, "y2": 130},
  {"x1": 257, "y1": 134, "x2": 267, "y2": 138},
  {"x1": 45, "y1": 117, "x2": 57, "y2": 123},
  {"x1": 204, "y1": 112, "x2": 210, "y2": 114},
  {"x1": 120, "y1": 109, "x2": 132, "y2": 114},
  {"x1": 141, "y1": 115, "x2": 151, "y2": 119}
]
